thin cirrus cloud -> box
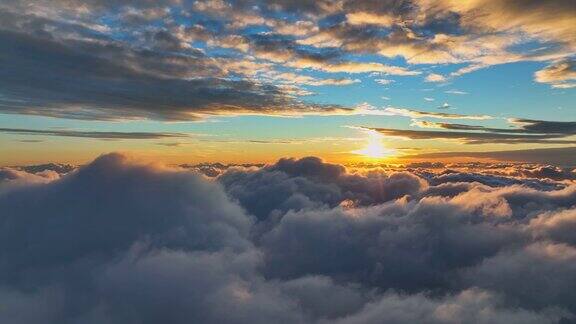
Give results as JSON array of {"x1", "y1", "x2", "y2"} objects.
[
  {"x1": 366, "y1": 107, "x2": 576, "y2": 145},
  {"x1": 445, "y1": 90, "x2": 469, "y2": 95},
  {"x1": 0, "y1": 0, "x2": 573, "y2": 121},
  {"x1": 370, "y1": 118, "x2": 576, "y2": 144},
  {"x1": 383, "y1": 107, "x2": 493, "y2": 120},
  {"x1": 0, "y1": 128, "x2": 189, "y2": 140},
  {"x1": 368, "y1": 127, "x2": 576, "y2": 144},
  {"x1": 413, "y1": 119, "x2": 576, "y2": 135}
]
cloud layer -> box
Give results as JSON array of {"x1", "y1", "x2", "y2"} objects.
[
  {"x1": 1, "y1": 153, "x2": 576, "y2": 323},
  {"x1": 0, "y1": 0, "x2": 573, "y2": 120}
]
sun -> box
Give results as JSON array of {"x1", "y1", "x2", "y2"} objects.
[{"x1": 352, "y1": 130, "x2": 395, "y2": 159}]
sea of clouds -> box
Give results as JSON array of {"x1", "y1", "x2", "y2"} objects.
[{"x1": 1, "y1": 153, "x2": 576, "y2": 323}]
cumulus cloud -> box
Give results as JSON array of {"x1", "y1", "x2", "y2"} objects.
[
  {"x1": 425, "y1": 73, "x2": 446, "y2": 83},
  {"x1": 330, "y1": 288, "x2": 562, "y2": 324},
  {"x1": 1, "y1": 153, "x2": 576, "y2": 323},
  {"x1": 535, "y1": 59, "x2": 576, "y2": 88},
  {"x1": 0, "y1": 167, "x2": 60, "y2": 194},
  {"x1": 219, "y1": 157, "x2": 427, "y2": 222}
]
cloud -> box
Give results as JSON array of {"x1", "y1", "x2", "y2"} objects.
[
  {"x1": 1, "y1": 153, "x2": 576, "y2": 322},
  {"x1": 18, "y1": 163, "x2": 75, "y2": 175},
  {"x1": 0, "y1": 29, "x2": 351, "y2": 121},
  {"x1": 375, "y1": 79, "x2": 395, "y2": 85},
  {"x1": 0, "y1": 167, "x2": 61, "y2": 194},
  {"x1": 274, "y1": 72, "x2": 360, "y2": 87},
  {"x1": 535, "y1": 60, "x2": 576, "y2": 82},
  {"x1": 408, "y1": 146, "x2": 576, "y2": 167},
  {"x1": 410, "y1": 120, "x2": 483, "y2": 130},
  {"x1": 535, "y1": 59, "x2": 576, "y2": 89},
  {"x1": 425, "y1": 73, "x2": 447, "y2": 83},
  {"x1": 331, "y1": 288, "x2": 560, "y2": 324},
  {"x1": 383, "y1": 108, "x2": 493, "y2": 120},
  {"x1": 551, "y1": 83, "x2": 576, "y2": 89},
  {"x1": 290, "y1": 60, "x2": 419, "y2": 75},
  {"x1": 444, "y1": 90, "x2": 468, "y2": 95},
  {"x1": 509, "y1": 118, "x2": 576, "y2": 135},
  {"x1": 411, "y1": 119, "x2": 576, "y2": 136},
  {"x1": 0, "y1": 128, "x2": 189, "y2": 140},
  {"x1": 464, "y1": 242, "x2": 576, "y2": 314},
  {"x1": 369, "y1": 127, "x2": 576, "y2": 144},
  {"x1": 530, "y1": 209, "x2": 576, "y2": 245},
  {"x1": 218, "y1": 156, "x2": 427, "y2": 221},
  {"x1": 372, "y1": 116, "x2": 576, "y2": 145},
  {"x1": 434, "y1": 0, "x2": 576, "y2": 49},
  {"x1": 0, "y1": 0, "x2": 572, "y2": 122},
  {"x1": 155, "y1": 142, "x2": 186, "y2": 147}
]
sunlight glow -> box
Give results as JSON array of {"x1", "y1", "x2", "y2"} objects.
[{"x1": 352, "y1": 130, "x2": 396, "y2": 159}]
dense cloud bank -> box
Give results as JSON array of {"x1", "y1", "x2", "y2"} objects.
[{"x1": 1, "y1": 154, "x2": 576, "y2": 323}]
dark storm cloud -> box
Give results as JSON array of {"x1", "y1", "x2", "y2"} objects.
[
  {"x1": 1, "y1": 153, "x2": 576, "y2": 323},
  {"x1": 0, "y1": 128, "x2": 188, "y2": 140}
]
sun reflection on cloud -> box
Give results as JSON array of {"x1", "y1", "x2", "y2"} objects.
[{"x1": 352, "y1": 130, "x2": 396, "y2": 159}]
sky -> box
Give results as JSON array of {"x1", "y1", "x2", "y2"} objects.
[
  {"x1": 2, "y1": 2, "x2": 576, "y2": 323},
  {"x1": 0, "y1": 0, "x2": 575, "y2": 165}
]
